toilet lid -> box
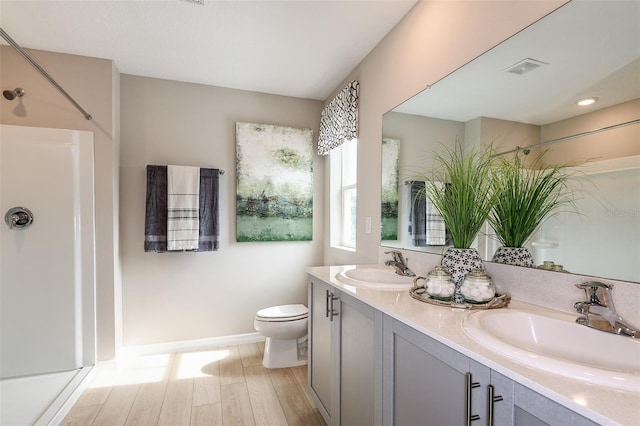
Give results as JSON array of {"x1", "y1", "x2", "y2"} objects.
[{"x1": 256, "y1": 304, "x2": 308, "y2": 322}]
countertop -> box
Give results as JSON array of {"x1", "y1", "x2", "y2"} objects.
[{"x1": 307, "y1": 264, "x2": 640, "y2": 426}]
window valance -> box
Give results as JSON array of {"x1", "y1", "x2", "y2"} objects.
[{"x1": 317, "y1": 80, "x2": 359, "y2": 155}]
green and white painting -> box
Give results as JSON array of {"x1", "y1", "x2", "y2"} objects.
[
  {"x1": 236, "y1": 122, "x2": 314, "y2": 242},
  {"x1": 381, "y1": 137, "x2": 400, "y2": 240}
]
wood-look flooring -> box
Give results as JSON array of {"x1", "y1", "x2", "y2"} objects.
[{"x1": 62, "y1": 342, "x2": 326, "y2": 426}]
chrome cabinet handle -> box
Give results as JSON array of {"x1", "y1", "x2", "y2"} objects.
[
  {"x1": 465, "y1": 372, "x2": 481, "y2": 425},
  {"x1": 329, "y1": 293, "x2": 339, "y2": 322},
  {"x1": 486, "y1": 384, "x2": 503, "y2": 426},
  {"x1": 325, "y1": 290, "x2": 330, "y2": 318},
  {"x1": 325, "y1": 290, "x2": 339, "y2": 321}
]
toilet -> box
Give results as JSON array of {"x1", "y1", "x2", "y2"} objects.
[{"x1": 254, "y1": 304, "x2": 308, "y2": 368}]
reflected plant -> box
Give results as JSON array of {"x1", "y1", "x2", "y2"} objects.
[
  {"x1": 489, "y1": 152, "x2": 576, "y2": 248},
  {"x1": 419, "y1": 141, "x2": 498, "y2": 249}
]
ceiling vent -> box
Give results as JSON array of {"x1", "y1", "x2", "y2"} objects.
[{"x1": 505, "y1": 58, "x2": 547, "y2": 75}]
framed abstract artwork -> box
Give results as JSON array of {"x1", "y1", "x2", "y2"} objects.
[
  {"x1": 381, "y1": 137, "x2": 400, "y2": 240},
  {"x1": 236, "y1": 122, "x2": 314, "y2": 242}
]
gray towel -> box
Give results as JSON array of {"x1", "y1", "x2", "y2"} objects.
[
  {"x1": 145, "y1": 165, "x2": 168, "y2": 252},
  {"x1": 198, "y1": 168, "x2": 220, "y2": 251},
  {"x1": 410, "y1": 181, "x2": 428, "y2": 246},
  {"x1": 145, "y1": 165, "x2": 220, "y2": 252},
  {"x1": 410, "y1": 180, "x2": 448, "y2": 247}
]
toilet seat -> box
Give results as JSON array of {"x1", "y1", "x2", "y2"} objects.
[{"x1": 255, "y1": 304, "x2": 308, "y2": 322}]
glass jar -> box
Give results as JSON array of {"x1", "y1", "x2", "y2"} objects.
[
  {"x1": 460, "y1": 269, "x2": 495, "y2": 303},
  {"x1": 425, "y1": 266, "x2": 455, "y2": 301}
]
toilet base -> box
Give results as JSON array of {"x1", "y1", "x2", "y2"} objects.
[{"x1": 262, "y1": 336, "x2": 308, "y2": 369}]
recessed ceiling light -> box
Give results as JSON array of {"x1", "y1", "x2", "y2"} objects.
[{"x1": 577, "y1": 97, "x2": 598, "y2": 106}]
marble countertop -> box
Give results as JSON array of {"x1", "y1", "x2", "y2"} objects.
[{"x1": 307, "y1": 264, "x2": 640, "y2": 426}]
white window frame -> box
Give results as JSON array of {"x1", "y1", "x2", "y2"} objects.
[{"x1": 330, "y1": 138, "x2": 357, "y2": 250}]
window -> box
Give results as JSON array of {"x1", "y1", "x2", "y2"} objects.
[{"x1": 330, "y1": 138, "x2": 357, "y2": 249}]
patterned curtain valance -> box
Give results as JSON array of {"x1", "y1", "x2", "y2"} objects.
[{"x1": 317, "y1": 80, "x2": 359, "y2": 155}]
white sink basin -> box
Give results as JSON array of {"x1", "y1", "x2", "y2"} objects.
[
  {"x1": 463, "y1": 308, "x2": 640, "y2": 391},
  {"x1": 336, "y1": 265, "x2": 415, "y2": 290}
]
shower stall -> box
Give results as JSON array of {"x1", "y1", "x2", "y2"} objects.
[{"x1": 0, "y1": 124, "x2": 96, "y2": 425}]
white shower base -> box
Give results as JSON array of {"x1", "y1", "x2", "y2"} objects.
[{"x1": 0, "y1": 367, "x2": 93, "y2": 425}]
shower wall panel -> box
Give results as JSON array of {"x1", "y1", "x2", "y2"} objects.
[
  {"x1": 0, "y1": 124, "x2": 95, "y2": 379},
  {"x1": 530, "y1": 156, "x2": 640, "y2": 282}
]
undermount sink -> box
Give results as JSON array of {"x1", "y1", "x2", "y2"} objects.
[
  {"x1": 463, "y1": 308, "x2": 640, "y2": 391},
  {"x1": 336, "y1": 265, "x2": 415, "y2": 290}
]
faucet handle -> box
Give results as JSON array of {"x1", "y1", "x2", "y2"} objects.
[
  {"x1": 574, "y1": 301, "x2": 588, "y2": 314},
  {"x1": 576, "y1": 281, "x2": 613, "y2": 306},
  {"x1": 576, "y1": 281, "x2": 613, "y2": 291},
  {"x1": 385, "y1": 250, "x2": 403, "y2": 262}
]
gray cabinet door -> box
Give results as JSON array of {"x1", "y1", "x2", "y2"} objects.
[
  {"x1": 487, "y1": 368, "x2": 598, "y2": 426},
  {"x1": 488, "y1": 369, "x2": 515, "y2": 426},
  {"x1": 383, "y1": 316, "x2": 474, "y2": 426},
  {"x1": 309, "y1": 279, "x2": 383, "y2": 426},
  {"x1": 513, "y1": 383, "x2": 598, "y2": 426},
  {"x1": 337, "y1": 292, "x2": 382, "y2": 426},
  {"x1": 308, "y1": 279, "x2": 333, "y2": 422}
]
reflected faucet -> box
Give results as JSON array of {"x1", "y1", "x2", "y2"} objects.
[
  {"x1": 574, "y1": 281, "x2": 638, "y2": 338},
  {"x1": 384, "y1": 250, "x2": 416, "y2": 277}
]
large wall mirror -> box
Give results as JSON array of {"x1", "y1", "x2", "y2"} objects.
[{"x1": 381, "y1": 0, "x2": 640, "y2": 283}]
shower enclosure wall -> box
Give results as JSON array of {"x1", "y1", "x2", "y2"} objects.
[{"x1": 0, "y1": 124, "x2": 96, "y2": 424}]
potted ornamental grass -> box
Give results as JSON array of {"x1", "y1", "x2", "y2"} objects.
[
  {"x1": 489, "y1": 152, "x2": 575, "y2": 267},
  {"x1": 419, "y1": 142, "x2": 498, "y2": 286}
]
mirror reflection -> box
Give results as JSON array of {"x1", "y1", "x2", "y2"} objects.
[{"x1": 381, "y1": 0, "x2": 640, "y2": 283}]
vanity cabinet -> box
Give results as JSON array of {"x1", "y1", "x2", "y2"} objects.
[
  {"x1": 308, "y1": 273, "x2": 603, "y2": 425},
  {"x1": 308, "y1": 278, "x2": 383, "y2": 426},
  {"x1": 383, "y1": 316, "x2": 597, "y2": 426},
  {"x1": 383, "y1": 315, "x2": 487, "y2": 425}
]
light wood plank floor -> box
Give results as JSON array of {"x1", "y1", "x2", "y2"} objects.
[{"x1": 62, "y1": 342, "x2": 326, "y2": 426}]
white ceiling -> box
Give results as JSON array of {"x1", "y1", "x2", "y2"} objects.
[
  {"x1": 393, "y1": 0, "x2": 640, "y2": 126},
  {"x1": 0, "y1": 0, "x2": 417, "y2": 101}
]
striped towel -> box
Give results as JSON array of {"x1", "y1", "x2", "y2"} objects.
[
  {"x1": 167, "y1": 165, "x2": 200, "y2": 251},
  {"x1": 425, "y1": 193, "x2": 447, "y2": 246}
]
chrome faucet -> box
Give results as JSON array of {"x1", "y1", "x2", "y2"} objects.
[
  {"x1": 574, "y1": 281, "x2": 638, "y2": 338},
  {"x1": 384, "y1": 250, "x2": 416, "y2": 277}
]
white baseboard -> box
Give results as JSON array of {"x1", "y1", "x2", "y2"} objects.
[
  {"x1": 117, "y1": 332, "x2": 265, "y2": 358},
  {"x1": 38, "y1": 366, "x2": 96, "y2": 426}
]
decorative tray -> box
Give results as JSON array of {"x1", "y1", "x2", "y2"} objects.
[{"x1": 409, "y1": 286, "x2": 510, "y2": 310}]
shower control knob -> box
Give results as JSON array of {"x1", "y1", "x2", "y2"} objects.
[{"x1": 4, "y1": 207, "x2": 34, "y2": 229}]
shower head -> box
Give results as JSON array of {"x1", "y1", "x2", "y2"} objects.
[{"x1": 3, "y1": 88, "x2": 25, "y2": 101}]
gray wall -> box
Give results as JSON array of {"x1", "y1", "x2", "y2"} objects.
[
  {"x1": 322, "y1": 0, "x2": 567, "y2": 266},
  {"x1": 119, "y1": 75, "x2": 324, "y2": 346}
]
